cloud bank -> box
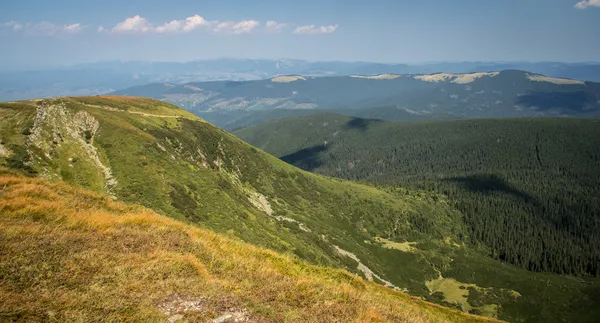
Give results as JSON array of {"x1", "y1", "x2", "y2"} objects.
[
  {"x1": 2, "y1": 15, "x2": 337, "y2": 37},
  {"x1": 107, "y1": 15, "x2": 335, "y2": 35},
  {"x1": 575, "y1": 0, "x2": 600, "y2": 9},
  {"x1": 213, "y1": 20, "x2": 260, "y2": 34},
  {"x1": 293, "y1": 24, "x2": 339, "y2": 35},
  {"x1": 2, "y1": 21, "x2": 84, "y2": 35},
  {"x1": 266, "y1": 21, "x2": 287, "y2": 33},
  {"x1": 107, "y1": 15, "x2": 260, "y2": 34}
]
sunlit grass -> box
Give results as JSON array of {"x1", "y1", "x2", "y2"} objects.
[{"x1": 0, "y1": 170, "x2": 493, "y2": 322}]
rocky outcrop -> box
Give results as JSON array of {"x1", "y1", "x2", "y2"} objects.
[
  {"x1": 0, "y1": 141, "x2": 10, "y2": 158},
  {"x1": 26, "y1": 100, "x2": 117, "y2": 197}
]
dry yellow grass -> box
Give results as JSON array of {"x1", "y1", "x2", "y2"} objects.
[{"x1": 0, "y1": 169, "x2": 497, "y2": 322}]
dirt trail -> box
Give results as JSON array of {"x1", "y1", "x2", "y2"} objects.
[
  {"x1": 79, "y1": 102, "x2": 200, "y2": 120},
  {"x1": 27, "y1": 100, "x2": 118, "y2": 198}
]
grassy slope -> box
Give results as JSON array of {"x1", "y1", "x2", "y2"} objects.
[
  {"x1": 0, "y1": 97, "x2": 481, "y2": 315},
  {"x1": 234, "y1": 113, "x2": 600, "y2": 322},
  {"x1": 1, "y1": 97, "x2": 597, "y2": 322},
  {"x1": 0, "y1": 169, "x2": 491, "y2": 322}
]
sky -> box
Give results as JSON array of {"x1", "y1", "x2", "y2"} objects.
[{"x1": 0, "y1": 0, "x2": 599, "y2": 67}]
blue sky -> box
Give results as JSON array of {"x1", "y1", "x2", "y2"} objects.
[{"x1": 1, "y1": 0, "x2": 599, "y2": 67}]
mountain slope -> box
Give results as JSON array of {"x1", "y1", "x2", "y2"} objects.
[
  {"x1": 200, "y1": 106, "x2": 455, "y2": 131},
  {"x1": 235, "y1": 114, "x2": 600, "y2": 276},
  {"x1": 2, "y1": 97, "x2": 599, "y2": 322},
  {"x1": 0, "y1": 169, "x2": 491, "y2": 322},
  {"x1": 112, "y1": 70, "x2": 600, "y2": 129}
]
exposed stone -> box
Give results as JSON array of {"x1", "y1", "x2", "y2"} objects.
[
  {"x1": 248, "y1": 191, "x2": 273, "y2": 216},
  {"x1": 213, "y1": 310, "x2": 249, "y2": 323},
  {"x1": 26, "y1": 100, "x2": 117, "y2": 198},
  {"x1": 334, "y1": 245, "x2": 401, "y2": 290},
  {"x1": 0, "y1": 141, "x2": 10, "y2": 158}
]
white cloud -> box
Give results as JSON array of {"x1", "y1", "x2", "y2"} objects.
[
  {"x1": 111, "y1": 15, "x2": 151, "y2": 33},
  {"x1": 63, "y1": 23, "x2": 84, "y2": 33},
  {"x1": 111, "y1": 14, "x2": 261, "y2": 34},
  {"x1": 155, "y1": 15, "x2": 211, "y2": 33},
  {"x1": 3, "y1": 15, "x2": 285, "y2": 36},
  {"x1": 213, "y1": 20, "x2": 260, "y2": 34},
  {"x1": 155, "y1": 19, "x2": 183, "y2": 33},
  {"x1": 183, "y1": 15, "x2": 210, "y2": 31},
  {"x1": 4, "y1": 21, "x2": 23, "y2": 31},
  {"x1": 575, "y1": 0, "x2": 600, "y2": 8},
  {"x1": 212, "y1": 21, "x2": 232, "y2": 33},
  {"x1": 2, "y1": 21, "x2": 84, "y2": 36},
  {"x1": 266, "y1": 20, "x2": 287, "y2": 33},
  {"x1": 293, "y1": 24, "x2": 338, "y2": 35},
  {"x1": 232, "y1": 20, "x2": 260, "y2": 34}
]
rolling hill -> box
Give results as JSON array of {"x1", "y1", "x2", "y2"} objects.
[
  {"x1": 112, "y1": 70, "x2": 600, "y2": 129},
  {"x1": 1, "y1": 97, "x2": 599, "y2": 322}
]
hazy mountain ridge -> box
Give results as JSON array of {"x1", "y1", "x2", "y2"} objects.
[
  {"x1": 113, "y1": 69, "x2": 600, "y2": 129},
  {"x1": 3, "y1": 59, "x2": 600, "y2": 102}
]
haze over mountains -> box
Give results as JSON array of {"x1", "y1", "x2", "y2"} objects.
[
  {"x1": 114, "y1": 69, "x2": 600, "y2": 129},
  {"x1": 2, "y1": 59, "x2": 600, "y2": 103}
]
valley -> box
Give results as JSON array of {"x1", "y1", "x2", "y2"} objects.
[
  {"x1": 235, "y1": 114, "x2": 600, "y2": 276},
  {"x1": 235, "y1": 113, "x2": 600, "y2": 321}
]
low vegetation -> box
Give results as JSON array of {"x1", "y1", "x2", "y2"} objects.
[
  {"x1": 236, "y1": 113, "x2": 600, "y2": 322},
  {"x1": 235, "y1": 114, "x2": 600, "y2": 276},
  {"x1": 0, "y1": 169, "x2": 491, "y2": 322},
  {"x1": 2, "y1": 97, "x2": 599, "y2": 322}
]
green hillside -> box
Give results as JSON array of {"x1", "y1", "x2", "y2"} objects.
[
  {"x1": 235, "y1": 114, "x2": 600, "y2": 276},
  {"x1": 0, "y1": 169, "x2": 492, "y2": 322},
  {"x1": 201, "y1": 105, "x2": 454, "y2": 131},
  {"x1": 2, "y1": 97, "x2": 599, "y2": 322}
]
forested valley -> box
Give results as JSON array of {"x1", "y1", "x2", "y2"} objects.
[{"x1": 235, "y1": 115, "x2": 600, "y2": 276}]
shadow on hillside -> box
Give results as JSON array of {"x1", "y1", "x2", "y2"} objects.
[
  {"x1": 444, "y1": 174, "x2": 535, "y2": 203},
  {"x1": 343, "y1": 117, "x2": 381, "y2": 131},
  {"x1": 280, "y1": 144, "x2": 328, "y2": 171},
  {"x1": 516, "y1": 91, "x2": 590, "y2": 112}
]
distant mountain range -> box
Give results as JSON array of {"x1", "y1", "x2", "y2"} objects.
[
  {"x1": 2, "y1": 58, "x2": 600, "y2": 102},
  {"x1": 113, "y1": 70, "x2": 600, "y2": 129}
]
